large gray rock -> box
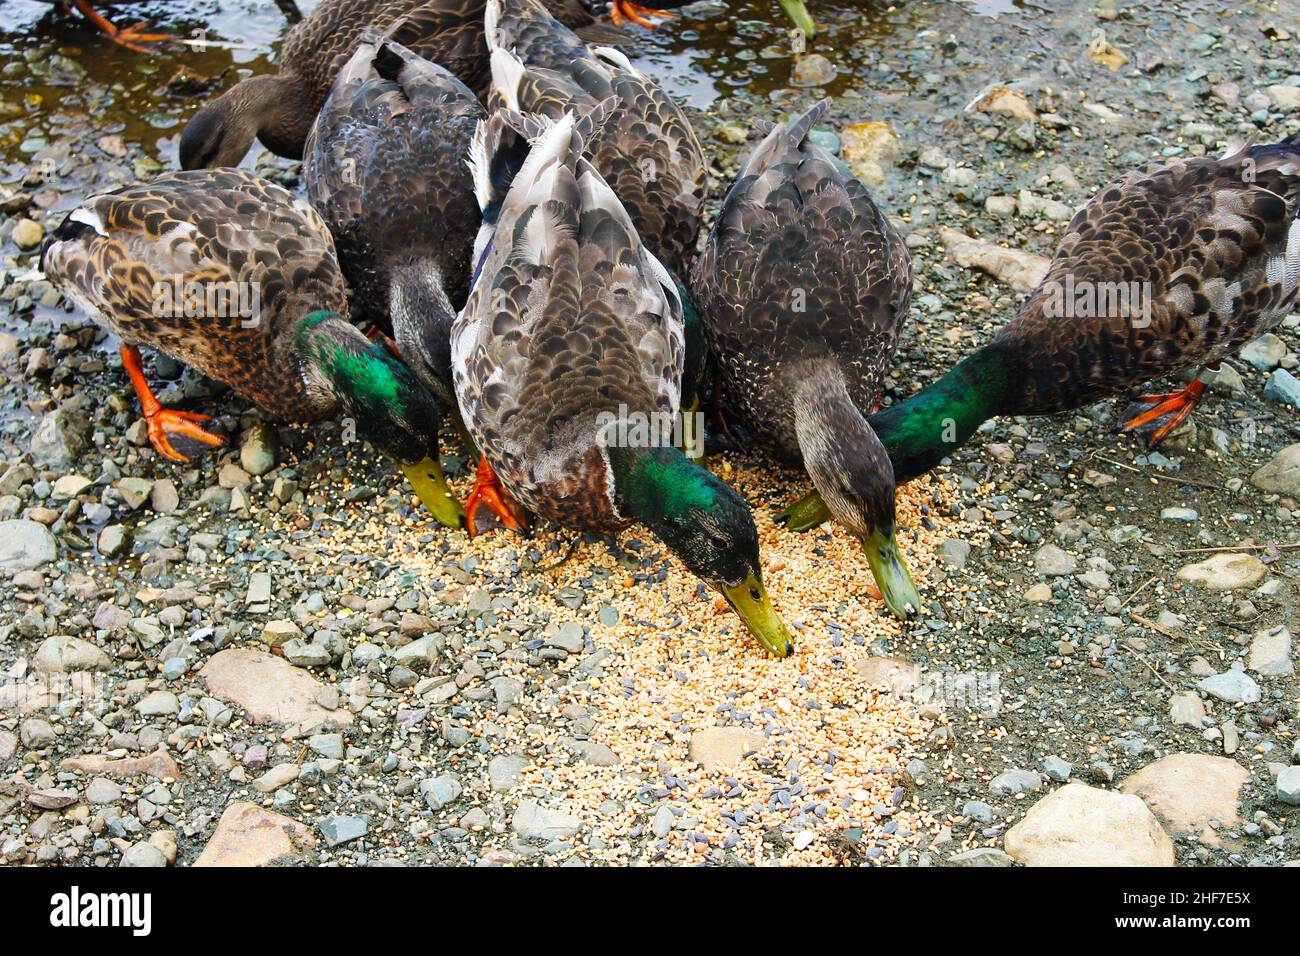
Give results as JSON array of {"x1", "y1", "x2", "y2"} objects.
[
  {"x1": 1240, "y1": 333, "x2": 1286, "y2": 371},
  {"x1": 1033, "y1": 544, "x2": 1077, "y2": 576},
  {"x1": 512, "y1": 799, "x2": 581, "y2": 840},
  {"x1": 1278, "y1": 766, "x2": 1300, "y2": 806},
  {"x1": 0, "y1": 519, "x2": 56, "y2": 572},
  {"x1": 120, "y1": 843, "x2": 168, "y2": 868},
  {"x1": 1252, "y1": 443, "x2": 1300, "y2": 495},
  {"x1": 990, "y1": 769, "x2": 1043, "y2": 797},
  {"x1": 488, "y1": 755, "x2": 528, "y2": 792},
  {"x1": 1197, "y1": 669, "x2": 1262, "y2": 704},
  {"x1": 32, "y1": 635, "x2": 111, "y2": 673},
  {"x1": 1248, "y1": 626, "x2": 1293, "y2": 677},
  {"x1": 29, "y1": 408, "x2": 91, "y2": 468},
  {"x1": 420, "y1": 774, "x2": 463, "y2": 811},
  {"x1": 239, "y1": 423, "x2": 279, "y2": 477}
]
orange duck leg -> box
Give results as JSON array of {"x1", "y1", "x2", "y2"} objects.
[
  {"x1": 70, "y1": 0, "x2": 170, "y2": 52},
  {"x1": 465, "y1": 455, "x2": 528, "y2": 538},
  {"x1": 609, "y1": 1, "x2": 675, "y2": 28},
  {"x1": 1116, "y1": 365, "x2": 1217, "y2": 448},
  {"x1": 121, "y1": 345, "x2": 227, "y2": 462}
]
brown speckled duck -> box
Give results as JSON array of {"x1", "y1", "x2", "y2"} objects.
[
  {"x1": 452, "y1": 105, "x2": 794, "y2": 656},
  {"x1": 782, "y1": 133, "x2": 1300, "y2": 530},
  {"x1": 178, "y1": 0, "x2": 625, "y2": 171},
  {"x1": 692, "y1": 99, "x2": 920, "y2": 620},
  {"x1": 39, "y1": 168, "x2": 466, "y2": 528}
]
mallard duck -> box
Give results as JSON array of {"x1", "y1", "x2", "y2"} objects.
[
  {"x1": 178, "y1": 0, "x2": 624, "y2": 172},
  {"x1": 691, "y1": 99, "x2": 920, "y2": 620},
  {"x1": 303, "y1": 29, "x2": 484, "y2": 419},
  {"x1": 39, "y1": 168, "x2": 466, "y2": 529},
  {"x1": 781, "y1": 133, "x2": 1300, "y2": 530},
  {"x1": 452, "y1": 104, "x2": 794, "y2": 656},
  {"x1": 485, "y1": 0, "x2": 707, "y2": 280}
]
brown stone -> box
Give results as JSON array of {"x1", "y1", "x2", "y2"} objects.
[
  {"x1": 1119, "y1": 753, "x2": 1249, "y2": 844},
  {"x1": 193, "y1": 802, "x2": 316, "y2": 867},
  {"x1": 60, "y1": 749, "x2": 181, "y2": 781},
  {"x1": 687, "y1": 727, "x2": 765, "y2": 772},
  {"x1": 200, "y1": 648, "x2": 352, "y2": 730}
]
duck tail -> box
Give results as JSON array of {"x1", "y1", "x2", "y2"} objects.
[
  {"x1": 781, "y1": 97, "x2": 831, "y2": 146},
  {"x1": 488, "y1": 44, "x2": 526, "y2": 112},
  {"x1": 483, "y1": 0, "x2": 504, "y2": 49},
  {"x1": 739, "y1": 99, "x2": 831, "y2": 180},
  {"x1": 468, "y1": 111, "x2": 528, "y2": 223}
]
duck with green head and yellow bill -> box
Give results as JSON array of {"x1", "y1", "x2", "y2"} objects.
[
  {"x1": 39, "y1": 168, "x2": 466, "y2": 530},
  {"x1": 692, "y1": 99, "x2": 920, "y2": 620},
  {"x1": 779, "y1": 131, "x2": 1300, "y2": 528},
  {"x1": 453, "y1": 102, "x2": 794, "y2": 656}
]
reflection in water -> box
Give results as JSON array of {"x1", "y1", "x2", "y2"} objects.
[{"x1": 0, "y1": 0, "x2": 1041, "y2": 175}]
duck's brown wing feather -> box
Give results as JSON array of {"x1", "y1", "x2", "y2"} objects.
[
  {"x1": 42, "y1": 169, "x2": 347, "y2": 421},
  {"x1": 454, "y1": 112, "x2": 683, "y2": 529},
  {"x1": 283, "y1": 0, "x2": 614, "y2": 109},
  {"x1": 304, "y1": 36, "x2": 484, "y2": 336}
]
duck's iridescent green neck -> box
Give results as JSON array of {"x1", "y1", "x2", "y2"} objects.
[
  {"x1": 608, "y1": 443, "x2": 716, "y2": 525},
  {"x1": 867, "y1": 341, "x2": 1014, "y2": 483},
  {"x1": 295, "y1": 311, "x2": 408, "y2": 416}
]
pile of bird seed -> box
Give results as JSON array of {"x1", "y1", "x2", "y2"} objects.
[{"x1": 329, "y1": 453, "x2": 964, "y2": 864}]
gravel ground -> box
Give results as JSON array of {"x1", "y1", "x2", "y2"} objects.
[{"x1": 1, "y1": 0, "x2": 1298, "y2": 867}]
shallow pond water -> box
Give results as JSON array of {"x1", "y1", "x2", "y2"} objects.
[{"x1": 0, "y1": 0, "x2": 1045, "y2": 175}]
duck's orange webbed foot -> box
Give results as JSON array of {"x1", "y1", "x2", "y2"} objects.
[
  {"x1": 465, "y1": 455, "x2": 528, "y2": 538},
  {"x1": 120, "y1": 345, "x2": 227, "y2": 463},
  {"x1": 146, "y1": 408, "x2": 228, "y2": 463},
  {"x1": 71, "y1": 0, "x2": 170, "y2": 52},
  {"x1": 1115, "y1": 368, "x2": 1215, "y2": 448},
  {"x1": 610, "y1": 1, "x2": 675, "y2": 29}
]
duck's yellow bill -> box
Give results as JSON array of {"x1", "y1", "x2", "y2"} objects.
[
  {"x1": 861, "y1": 526, "x2": 921, "y2": 620},
  {"x1": 779, "y1": 0, "x2": 817, "y2": 37},
  {"x1": 400, "y1": 456, "x2": 466, "y2": 530},
  {"x1": 722, "y1": 571, "x2": 795, "y2": 658}
]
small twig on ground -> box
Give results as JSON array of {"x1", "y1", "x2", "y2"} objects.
[
  {"x1": 1120, "y1": 574, "x2": 1158, "y2": 608},
  {"x1": 1125, "y1": 644, "x2": 1175, "y2": 690},
  {"x1": 1173, "y1": 542, "x2": 1300, "y2": 555},
  {"x1": 1091, "y1": 454, "x2": 1222, "y2": 491},
  {"x1": 1130, "y1": 612, "x2": 1182, "y2": 641}
]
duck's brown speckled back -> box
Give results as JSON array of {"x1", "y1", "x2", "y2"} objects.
[
  {"x1": 42, "y1": 169, "x2": 348, "y2": 422},
  {"x1": 999, "y1": 138, "x2": 1300, "y2": 415}
]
